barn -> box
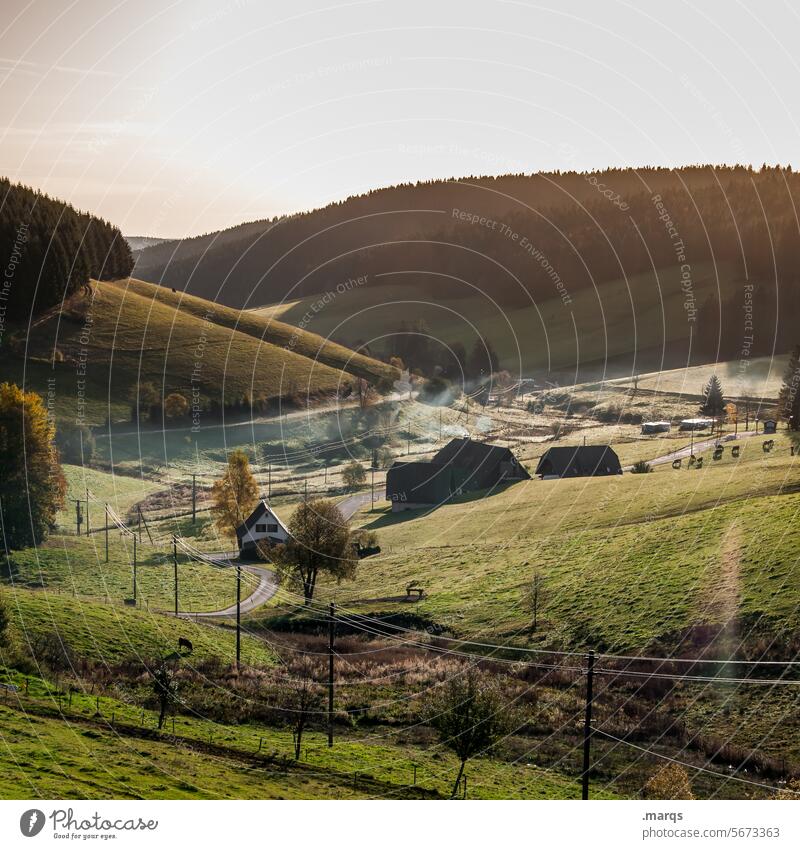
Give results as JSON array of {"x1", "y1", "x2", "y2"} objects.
[
  {"x1": 535, "y1": 445, "x2": 622, "y2": 479},
  {"x1": 385, "y1": 438, "x2": 530, "y2": 511},
  {"x1": 236, "y1": 500, "x2": 290, "y2": 558},
  {"x1": 432, "y1": 437, "x2": 531, "y2": 490},
  {"x1": 385, "y1": 461, "x2": 466, "y2": 511}
]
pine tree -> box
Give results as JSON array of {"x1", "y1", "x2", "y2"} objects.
[{"x1": 700, "y1": 374, "x2": 725, "y2": 416}]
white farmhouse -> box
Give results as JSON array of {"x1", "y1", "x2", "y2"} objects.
[{"x1": 236, "y1": 500, "x2": 290, "y2": 559}]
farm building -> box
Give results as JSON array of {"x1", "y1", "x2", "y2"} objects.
[
  {"x1": 432, "y1": 437, "x2": 531, "y2": 490},
  {"x1": 385, "y1": 438, "x2": 530, "y2": 511},
  {"x1": 679, "y1": 418, "x2": 714, "y2": 431},
  {"x1": 641, "y1": 421, "x2": 671, "y2": 434},
  {"x1": 385, "y1": 461, "x2": 466, "y2": 511},
  {"x1": 535, "y1": 445, "x2": 622, "y2": 479},
  {"x1": 236, "y1": 500, "x2": 290, "y2": 558}
]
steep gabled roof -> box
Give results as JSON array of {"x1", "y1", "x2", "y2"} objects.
[
  {"x1": 236, "y1": 500, "x2": 289, "y2": 538},
  {"x1": 535, "y1": 445, "x2": 621, "y2": 477},
  {"x1": 385, "y1": 461, "x2": 466, "y2": 505},
  {"x1": 433, "y1": 437, "x2": 513, "y2": 469}
]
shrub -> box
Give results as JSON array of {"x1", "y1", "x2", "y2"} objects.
[
  {"x1": 631, "y1": 460, "x2": 652, "y2": 474},
  {"x1": 342, "y1": 461, "x2": 367, "y2": 490},
  {"x1": 55, "y1": 423, "x2": 96, "y2": 465},
  {"x1": 643, "y1": 763, "x2": 694, "y2": 800}
]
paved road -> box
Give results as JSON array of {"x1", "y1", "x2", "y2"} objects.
[
  {"x1": 623, "y1": 429, "x2": 761, "y2": 471},
  {"x1": 178, "y1": 492, "x2": 372, "y2": 618},
  {"x1": 180, "y1": 562, "x2": 277, "y2": 620},
  {"x1": 337, "y1": 491, "x2": 374, "y2": 520}
]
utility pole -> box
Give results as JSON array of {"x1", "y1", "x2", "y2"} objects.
[
  {"x1": 85, "y1": 488, "x2": 90, "y2": 536},
  {"x1": 324, "y1": 460, "x2": 328, "y2": 484},
  {"x1": 304, "y1": 478, "x2": 308, "y2": 502},
  {"x1": 191, "y1": 474, "x2": 196, "y2": 525},
  {"x1": 75, "y1": 499, "x2": 82, "y2": 536},
  {"x1": 172, "y1": 536, "x2": 178, "y2": 616},
  {"x1": 132, "y1": 534, "x2": 137, "y2": 604},
  {"x1": 235, "y1": 564, "x2": 241, "y2": 670},
  {"x1": 268, "y1": 461, "x2": 272, "y2": 498},
  {"x1": 328, "y1": 602, "x2": 336, "y2": 747},
  {"x1": 407, "y1": 437, "x2": 410, "y2": 455},
  {"x1": 581, "y1": 650, "x2": 595, "y2": 800},
  {"x1": 104, "y1": 505, "x2": 109, "y2": 562}
]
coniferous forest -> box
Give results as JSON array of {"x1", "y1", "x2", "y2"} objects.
[{"x1": 0, "y1": 178, "x2": 133, "y2": 320}]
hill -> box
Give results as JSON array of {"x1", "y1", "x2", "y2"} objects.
[
  {"x1": 322, "y1": 430, "x2": 800, "y2": 654},
  {"x1": 133, "y1": 166, "x2": 800, "y2": 378},
  {"x1": 7, "y1": 279, "x2": 364, "y2": 425},
  {"x1": 108, "y1": 278, "x2": 397, "y2": 385}
]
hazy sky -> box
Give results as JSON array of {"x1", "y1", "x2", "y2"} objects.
[{"x1": 2, "y1": 0, "x2": 800, "y2": 237}]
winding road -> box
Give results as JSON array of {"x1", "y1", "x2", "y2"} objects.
[{"x1": 179, "y1": 492, "x2": 375, "y2": 619}]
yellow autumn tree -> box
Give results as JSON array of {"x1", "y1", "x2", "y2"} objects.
[
  {"x1": 0, "y1": 382, "x2": 66, "y2": 550},
  {"x1": 211, "y1": 449, "x2": 259, "y2": 538}
]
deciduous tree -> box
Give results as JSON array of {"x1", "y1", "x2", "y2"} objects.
[
  {"x1": 425, "y1": 667, "x2": 515, "y2": 798},
  {"x1": 0, "y1": 383, "x2": 66, "y2": 550},
  {"x1": 272, "y1": 499, "x2": 357, "y2": 603},
  {"x1": 211, "y1": 450, "x2": 259, "y2": 538}
]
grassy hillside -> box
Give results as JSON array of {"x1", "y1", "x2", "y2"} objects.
[
  {"x1": 311, "y1": 431, "x2": 800, "y2": 652},
  {"x1": 0, "y1": 677, "x2": 612, "y2": 800},
  {"x1": 11, "y1": 280, "x2": 351, "y2": 425},
  {"x1": 108, "y1": 278, "x2": 397, "y2": 385},
  {"x1": 254, "y1": 262, "x2": 727, "y2": 377}
]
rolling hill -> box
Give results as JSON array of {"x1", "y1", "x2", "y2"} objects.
[
  {"x1": 6, "y1": 277, "x2": 394, "y2": 426},
  {"x1": 132, "y1": 165, "x2": 800, "y2": 380}
]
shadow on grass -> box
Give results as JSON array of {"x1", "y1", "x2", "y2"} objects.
[{"x1": 361, "y1": 481, "x2": 517, "y2": 529}]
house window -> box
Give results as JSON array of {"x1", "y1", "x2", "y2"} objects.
[
  {"x1": 267, "y1": 523, "x2": 279, "y2": 533},
  {"x1": 255, "y1": 523, "x2": 267, "y2": 533}
]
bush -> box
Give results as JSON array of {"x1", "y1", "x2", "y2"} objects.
[
  {"x1": 419, "y1": 376, "x2": 458, "y2": 406},
  {"x1": 643, "y1": 763, "x2": 694, "y2": 800},
  {"x1": 0, "y1": 590, "x2": 8, "y2": 647},
  {"x1": 631, "y1": 460, "x2": 652, "y2": 474},
  {"x1": 342, "y1": 461, "x2": 367, "y2": 490},
  {"x1": 55, "y1": 423, "x2": 95, "y2": 465}
]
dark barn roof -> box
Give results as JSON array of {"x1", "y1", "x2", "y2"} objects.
[
  {"x1": 535, "y1": 445, "x2": 622, "y2": 478},
  {"x1": 385, "y1": 461, "x2": 466, "y2": 507},
  {"x1": 433, "y1": 437, "x2": 530, "y2": 490}
]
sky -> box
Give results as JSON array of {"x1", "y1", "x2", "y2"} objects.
[{"x1": 2, "y1": 0, "x2": 800, "y2": 237}]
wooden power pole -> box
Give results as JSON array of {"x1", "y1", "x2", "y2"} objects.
[
  {"x1": 132, "y1": 534, "x2": 137, "y2": 604},
  {"x1": 235, "y1": 565, "x2": 241, "y2": 670},
  {"x1": 191, "y1": 474, "x2": 197, "y2": 524},
  {"x1": 581, "y1": 650, "x2": 595, "y2": 800},
  {"x1": 104, "y1": 505, "x2": 109, "y2": 562},
  {"x1": 328, "y1": 601, "x2": 336, "y2": 747},
  {"x1": 172, "y1": 536, "x2": 178, "y2": 616}
]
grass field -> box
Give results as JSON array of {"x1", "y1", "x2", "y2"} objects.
[
  {"x1": 0, "y1": 675, "x2": 616, "y2": 800},
  {"x1": 3, "y1": 586, "x2": 274, "y2": 667},
  {"x1": 252, "y1": 262, "x2": 728, "y2": 376},
  {"x1": 304, "y1": 431, "x2": 800, "y2": 652}
]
